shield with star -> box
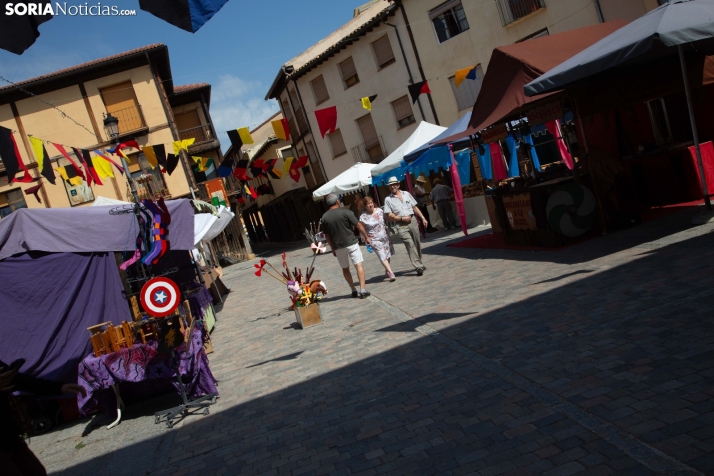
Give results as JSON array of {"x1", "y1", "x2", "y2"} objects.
[{"x1": 140, "y1": 277, "x2": 181, "y2": 317}]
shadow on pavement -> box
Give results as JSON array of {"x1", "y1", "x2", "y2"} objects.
[{"x1": 374, "y1": 312, "x2": 476, "y2": 332}]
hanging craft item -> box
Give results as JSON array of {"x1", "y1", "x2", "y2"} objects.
[
  {"x1": 140, "y1": 277, "x2": 181, "y2": 318},
  {"x1": 314, "y1": 106, "x2": 337, "y2": 138},
  {"x1": 546, "y1": 183, "x2": 597, "y2": 237},
  {"x1": 271, "y1": 118, "x2": 291, "y2": 141},
  {"x1": 0, "y1": 126, "x2": 33, "y2": 183},
  {"x1": 408, "y1": 80, "x2": 431, "y2": 104},
  {"x1": 361, "y1": 95, "x2": 378, "y2": 111},
  {"x1": 29, "y1": 136, "x2": 56, "y2": 184}
]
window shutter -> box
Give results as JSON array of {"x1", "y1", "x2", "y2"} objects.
[
  {"x1": 373, "y1": 36, "x2": 395, "y2": 68},
  {"x1": 356, "y1": 114, "x2": 378, "y2": 143},
  {"x1": 449, "y1": 65, "x2": 483, "y2": 111},
  {"x1": 310, "y1": 75, "x2": 330, "y2": 104},
  {"x1": 391, "y1": 96, "x2": 413, "y2": 122},
  {"x1": 328, "y1": 130, "x2": 347, "y2": 157},
  {"x1": 339, "y1": 58, "x2": 358, "y2": 81}
]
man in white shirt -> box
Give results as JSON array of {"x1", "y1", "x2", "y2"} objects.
[{"x1": 383, "y1": 176, "x2": 429, "y2": 276}]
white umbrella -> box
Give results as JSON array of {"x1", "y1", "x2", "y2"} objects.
[
  {"x1": 313, "y1": 162, "x2": 377, "y2": 200},
  {"x1": 371, "y1": 121, "x2": 447, "y2": 177}
]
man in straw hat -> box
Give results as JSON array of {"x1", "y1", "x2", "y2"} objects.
[
  {"x1": 383, "y1": 177, "x2": 429, "y2": 276},
  {"x1": 321, "y1": 194, "x2": 372, "y2": 298}
]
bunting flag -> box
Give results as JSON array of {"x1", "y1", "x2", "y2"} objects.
[
  {"x1": 94, "y1": 149, "x2": 125, "y2": 175},
  {"x1": 64, "y1": 165, "x2": 84, "y2": 186},
  {"x1": 267, "y1": 159, "x2": 282, "y2": 179},
  {"x1": 243, "y1": 184, "x2": 251, "y2": 196},
  {"x1": 293, "y1": 155, "x2": 309, "y2": 169},
  {"x1": 454, "y1": 65, "x2": 479, "y2": 88},
  {"x1": 166, "y1": 153, "x2": 180, "y2": 175},
  {"x1": 271, "y1": 118, "x2": 291, "y2": 141},
  {"x1": 24, "y1": 181, "x2": 44, "y2": 203},
  {"x1": 92, "y1": 156, "x2": 114, "y2": 180},
  {"x1": 250, "y1": 159, "x2": 265, "y2": 179},
  {"x1": 361, "y1": 95, "x2": 378, "y2": 111},
  {"x1": 289, "y1": 167, "x2": 301, "y2": 183},
  {"x1": 0, "y1": 126, "x2": 33, "y2": 183},
  {"x1": 249, "y1": 185, "x2": 257, "y2": 199},
  {"x1": 408, "y1": 80, "x2": 431, "y2": 104},
  {"x1": 138, "y1": 0, "x2": 230, "y2": 33},
  {"x1": 226, "y1": 129, "x2": 243, "y2": 151},
  {"x1": 0, "y1": 1, "x2": 53, "y2": 55},
  {"x1": 52, "y1": 142, "x2": 85, "y2": 180},
  {"x1": 172, "y1": 138, "x2": 195, "y2": 155},
  {"x1": 282, "y1": 156, "x2": 294, "y2": 176},
  {"x1": 193, "y1": 156, "x2": 213, "y2": 172},
  {"x1": 56, "y1": 166, "x2": 68, "y2": 182},
  {"x1": 236, "y1": 196, "x2": 245, "y2": 205},
  {"x1": 314, "y1": 106, "x2": 337, "y2": 138},
  {"x1": 287, "y1": 155, "x2": 309, "y2": 183},
  {"x1": 238, "y1": 127, "x2": 254, "y2": 145},
  {"x1": 142, "y1": 145, "x2": 163, "y2": 169},
  {"x1": 217, "y1": 156, "x2": 234, "y2": 177},
  {"x1": 73, "y1": 148, "x2": 103, "y2": 186},
  {"x1": 233, "y1": 159, "x2": 249, "y2": 180},
  {"x1": 29, "y1": 136, "x2": 56, "y2": 185},
  {"x1": 108, "y1": 140, "x2": 140, "y2": 154}
]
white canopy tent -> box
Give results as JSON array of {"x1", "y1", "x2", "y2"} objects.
[
  {"x1": 312, "y1": 162, "x2": 377, "y2": 200},
  {"x1": 370, "y1": 121, "x2": 447, "y2": 178}
]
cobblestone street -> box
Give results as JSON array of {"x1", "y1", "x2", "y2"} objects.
[{"x1": 34, "y1": 206, "x2": 714, "y2": 475}]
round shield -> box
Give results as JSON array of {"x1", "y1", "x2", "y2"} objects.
[
  {"x1": 140, "y1": 277, "x2": 180, "y2": 317},
  {"x1": 546, "y1": 183, "x2": 597, "y2": 237}
]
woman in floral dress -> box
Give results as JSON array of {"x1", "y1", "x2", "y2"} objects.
[{"x1": 359, "y1": 196, "x2": 397, "y2": 281}]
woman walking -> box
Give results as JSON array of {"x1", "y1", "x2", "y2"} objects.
[{"x1": 359, "y1": 197, "x2": 397, "y2": 281}]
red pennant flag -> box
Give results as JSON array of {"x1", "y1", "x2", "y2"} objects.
[
  {"x1": 24, "y1": 181, "x2": 44, "y2": 203},
  {"x1": 52, "y1": 143, "x2": 85, "y2": 180},
  {"x1": 249, "y1": 185, "x2": 258, "y2": 199},
  {"x1": 408, "y1": 80, "x2": 431, "y2": 104},
  {"x1": 315, "y1": 106, "x2": 337, "y2": 138},
  {"x1": 289, "y1": 167, "x2": 301, "y2": 183}
]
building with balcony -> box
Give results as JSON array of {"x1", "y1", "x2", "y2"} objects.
[{"x1": 0, "y1": 43, "x2": 220, "y2": 211}]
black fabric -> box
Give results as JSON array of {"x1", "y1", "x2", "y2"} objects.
[
  {"x1": 37, "y1": 143, "x2": 55, "y2": 185},
  {"x1": 64, "y1": 165, "x2": 77, "y2": 180},
  {"x1": 0, "y1": 359, "x2": 63, "y2": 448},
  {"x1": 138, "y1": 0, "x2": 193, "y2": 32},
  {"x1": 226, "y1": 130, "x2": 243, "y2": 151},
  {"x1": 166, "y1": 153, "x2": 180, "y2": 175},
  {"x1": 408, "y1": 81, "x2": 428, "y2": 104},
  {"x1": 0, "y1": 126, "x2": 20, "y2": 183},
  {"x1": 0, "y1": 1, "x2": 53, "y2": 55},
  {"x1": 153, "y1": 144, "x2": 168, "y2": 168},
  {"x1": 321, "y1": 208, "x2": 359, "y2": 250}
]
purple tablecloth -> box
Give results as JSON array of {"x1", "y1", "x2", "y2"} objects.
[{"x1": 77, "y1": 325, "x2": 218, "y2": 416}]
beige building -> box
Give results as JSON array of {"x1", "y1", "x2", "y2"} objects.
[
  {"x1": 0, "y1": 43, "x2": 222, "y2": 214},
  {"x1": 265, "y1": 0, "x2": 658, "y2": 200}
]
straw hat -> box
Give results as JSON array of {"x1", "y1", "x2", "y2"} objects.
[
  {"x1": 416, "y1": 176, "x2": 427, "y2": 183},
  {"x1": 387, "y1": 176, "x2": 400, "y2": 185}
]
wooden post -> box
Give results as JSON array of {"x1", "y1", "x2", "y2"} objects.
[{"x1": 10, "y1": 102, "x2": 50, "y2": 207}]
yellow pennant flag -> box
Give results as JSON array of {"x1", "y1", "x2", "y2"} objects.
[
  {"x1": 69, "y1": 176, "x2": 83, "y2": 186},
  {"x1": 92, "y1": 156, "x2": 114, "y2": 179},
  {"x1": 172, "y1": 138, "x2": 196, "y2": 155},
  {"x1": 55, "y1": 167, "x2": 68, "y2": 181},
  {"x1": 29, "y1": 136, "x2": 47, "y2": 171},
  {"x1": 271, "y1": 120, "x2": 288, "y2": 140},
  {"x1": 361, "y1": 97, "x2": 371, "y2": 111},
  {"x1": 282, "y1": 156, "x2": 294, "y2": 176},
  {"x1": 142, "y1": 147, "x2": 158, "y2": 169},
  {"x1": 238, "y1": 127, "x2": 254, "y2": 145}
]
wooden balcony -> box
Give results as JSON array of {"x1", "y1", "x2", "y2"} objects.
[{"x1": 111, "y1": 104, "x2": 147, "y2": 135}]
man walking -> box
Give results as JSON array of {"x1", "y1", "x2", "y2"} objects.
[
  {"x1": 321, "y1": 194, "x2": 372, "y2": 298},
  {"x1": 430, "y1": 178, "x2": 455, "y2": 230},
  {"x1": 413, "y1": 176, "x2": 437, "y2": 233},
  {"x1": 383, "y1": 177, "x2": 429, "y2": 276}
]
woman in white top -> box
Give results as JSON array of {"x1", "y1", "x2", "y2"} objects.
[{"x1": 359, "y1": 197, "x2": 396, "y2": 281}]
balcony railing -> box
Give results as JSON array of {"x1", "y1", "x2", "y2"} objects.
[
  {"x1": 178, "y1": 124, "x2": 215, "y2": 145},
  {"x1": 495, "y1": 0, "x2": 545, "y2": 26},
  {"x1": 111, "y1": 104, "x2": 147, "y2": 135},
  {"x1": 130, "y1": 173, "x2": 170, "y2": 201},
  {"x1": 351, "y1": 136, "x2": 387, "y2": 164}
]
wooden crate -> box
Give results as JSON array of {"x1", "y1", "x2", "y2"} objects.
[{"x1": 294, "y1": 303, "x2": 322, "y2": 329}]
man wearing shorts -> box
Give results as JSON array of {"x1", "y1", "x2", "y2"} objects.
[{"x1": 321, "y1": 194, "x2": 372, "y2": 298}]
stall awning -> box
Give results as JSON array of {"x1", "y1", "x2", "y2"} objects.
[
  {"x1": 371, "y1": 121, "x2": 446, "y2": 178},
  {"x1": 405, "y1": 112, "x2": 472, "y2": 163},
  {"x1": 313, "y1": 162, "x2": 377, "y2": 200}
]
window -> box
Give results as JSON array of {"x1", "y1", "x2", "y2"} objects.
[
  {"x1": 127, "y1": 152, "x2": 168, "y2": 199},
  {"x1": 372, "y1": 35, "x2": 396, "y2": 69},
  {"x1": 289, "y1": 88, "x2": 308, "y2": 134},
  {"x1": 339, "y1": 57, "x2": 359, "y2": 89},
  {"x1": 0, "y1": 189, "x2": 27, "y2": 218},
  {"x1": 328, "y1": 130, "x2": 347, "y2": 158},
  {"x1": 391, "y1": 96, "x2": 416, "y2": 128},
  {"x1": 429, "y1": 0, "x2": 469, "y2": 44},
  {"x1": 278, "y1": 146, "x2": 295, "y2": 159},
  {"x1": 449, "y1": 64, "x2": 484, "y2": 111},
  {"x1": 310, "y1": 75, "x2": 330, "y2": 105},
  {"x1": 646, "y1": 98, "x2": 673, "y2": 145},
  {"x1": 100, "y1": 81, "x2": 146, "y2": 135},
  {"x1": 496, "y1": 0, "x2": 546, "y2": 27}
]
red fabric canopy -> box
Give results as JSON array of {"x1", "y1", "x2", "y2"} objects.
[{"x1": 436, "y1": 20, "x2": 627, "y2": 145}]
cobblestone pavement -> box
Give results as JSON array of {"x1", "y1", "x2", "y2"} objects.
[{"x1": 34, "y1": 206, "x2": 714, "y2": 475}]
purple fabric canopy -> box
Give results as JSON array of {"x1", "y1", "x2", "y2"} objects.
[
  {"x1": 0, "y1": 199, "x2": 194, "y2": 261},
  {"x1": 0, "y1": 252, "x2": 131, "y2": 383}
]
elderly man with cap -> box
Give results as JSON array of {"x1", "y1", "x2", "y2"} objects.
[
  {"x1": 413, "y1": 175, "x2": 437, "y2": 233},
  {"x1": 383, "y1": 176, "x2": 429, "y2": 276},
  {"x1": 321, "y1": 193, "x2": 372, "y2": 298}
]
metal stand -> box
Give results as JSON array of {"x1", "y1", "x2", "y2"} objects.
[
  {"x1": 153, "y1": 350, "x2": 217, "y2": 429},
  {"x1": 107, "y1": 384, "x2": 125, "y2": 430}
]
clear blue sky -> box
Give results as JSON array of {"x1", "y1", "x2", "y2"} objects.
[{"x1": 0, "y1": 0, "x2": 359, "y2": 150}]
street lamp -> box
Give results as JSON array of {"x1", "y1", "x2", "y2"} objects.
[{"x1": 103, "y1": 113, "x2": 139, "y2": 204}]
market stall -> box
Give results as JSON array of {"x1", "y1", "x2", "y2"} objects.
[{"x1": 312, "y1": 162, "x2": 377, "y2": 199}]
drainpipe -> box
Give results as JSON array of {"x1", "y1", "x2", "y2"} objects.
[
  {"x1": 593, "y1": 0, "x2": 605, "y2": 22},
  {"x1": 396, "y1": 1, "x2": 440, "y2": 125},
  {"x1": 290, "y1": 76, "x2": 330, "y2": 182},
  {"x1": 385, "y1": 21, "x2": 427, "y2": 122}
]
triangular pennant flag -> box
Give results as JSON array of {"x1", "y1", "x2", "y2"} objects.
[
  {"x1": 293, "y1": 155, "x2": 309, "y2": 169},
  {"x1": 94, "y1": 150, "x2": 124, "y2": 175},
  {"x1": 226, "y1": 129, "x2": 243, "y2": 151},
  {"x1": 271, "y1": 119, "x2": 291, "y2": 141},
  {"x1": 314, "y1": 106, "x2": 337, "y2": 138},
  {"x1": 250, "y1": 160, "x2": 264, "y2": 178},
  {"x1": 142, "y1": 146, "x2": 159, "y2": 169},
  {"x1": 29, "y1": 136, "x2": 56, "y2": 185},
  {"x1": 153, "y1": 144, "x2": 168, "y2": 168},
  {"x1": 238, "y1": 127, "x2": 254, "y2": 145},
  {"x1": 24, "y1": 181, "x2": 44, "y2": 203},
  {"x1": 108, "y1": 140, "x2": 140, "y2": 154},
  {"x1": 172, "y1": 138, "x2": 195, "y2": 155},
  {"x1": 81, "y1": 149, "x2": 103, "y2": 185},
  {"x1": 267, "y1": 159, "x2": 282, "y2": 179},
  {"x1": 193, "y1": 156, "x2": 213, "y2": 172},
  {"x1": 236, "y1": 196, "x2": 245, "y2": 205},
  {"x1": 361, "y1": 94, "x2": 377, "y2": 111},
  {"x1": 408, "y1": 80, "x2": 431, "y2": 104},
  {"x1": 233, "y1": 159, "x2": 249, "y2": 180},
  {"x1": 217, "y1": 156, "x2": 234, "y2": 177},
  {"x1": 56, "y1": 166, "x2": 68, "y2": 182},
  {"x1": 282, "y1": 156, "x2": 294, "y2": 176},
  {"x1": 166, "y1": 153, "x2": 180, "y2": 175},
  {"x1": 64, "y1": 165, "x2": 83, "y2": 185},
  {"x1": 454, "y1": 66, "x2": 478, "y2": 88},
  {"x1": 249, "y1": 185, "x2": 258, "y2": 199},
  {"x1": 289, "y1": 167, "x2": 301, "y2": 183},
  {"x1": 0, "y1": 126, "x2": 32, "y2": 183},
  {"x1": 52, "y1": 142, "x2": 85, "y2": 180},
  {"x1": 92, "y1": 156, "x2": 114, "y2": 180}
]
